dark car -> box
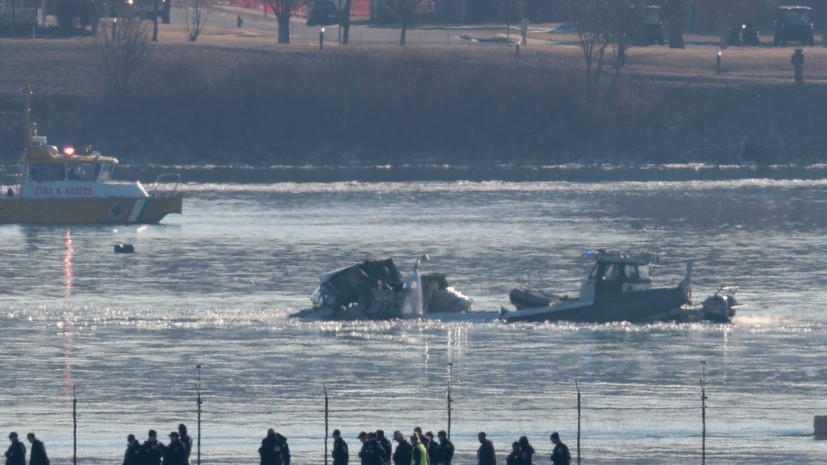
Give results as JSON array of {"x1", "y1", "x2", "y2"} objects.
[
  {"x1": 774, "y1": 5, "x2": 814, "y2": 46},
  {"x1": 641, "y1": 5, "x2": 664, "y2": 45},
  {"x1": 728, "y1": 23, "x2": 760, "y2": 46},
  {"x1": 306, "y1": 0, "x2": 339, "y2": 26}
]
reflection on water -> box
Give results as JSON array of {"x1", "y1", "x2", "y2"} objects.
[
  {"x1": 0, "y1": 179, "x2": 826, "y2": 464},
  {"x1": 63, "y1": 228, "x2": 74, "y2": 298}
]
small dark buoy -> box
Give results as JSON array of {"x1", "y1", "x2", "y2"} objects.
[{"x1": 114, "y1": 243, "x2": 134, "y2": 254}]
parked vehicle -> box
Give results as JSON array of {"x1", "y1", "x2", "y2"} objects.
[
  {"x1": 641, "y1": 4, "x2": 664, "y2": 45},
  {"x1": 306, "y1": 0, "x2": 339, "y2": 26},
  {"x1": 774, "y1": 5, "x2": 814, "y2": 46}
]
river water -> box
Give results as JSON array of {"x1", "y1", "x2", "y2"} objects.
[{"x1": 1, "y1": 167, "x2": 826, "y2": 464}]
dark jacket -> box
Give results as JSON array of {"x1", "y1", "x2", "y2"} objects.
[
  {"x1": 29, "y1": 439, "x2": 49, "y2": 465},
  {"x1": 550, "y1": 443, "x2": 570, "y2": 465},
  {"x1": 280, "y1": 439, "x2": 290, "y2": 465},
  {"x1": 359, "y1": 440, "x2": 387, "y2": 465},
  {"x1": 506, "y1": 450, "x2": 520, "y2": 465},
  {"x1": 141, "y1": 440, "x2": 165, "y2": 465},
  {"x1": 517, "y1": 445, "x2": 534, "y2": 465},
  {"x1": 123, "y1": 441, "x2": 142, "y2": 465},
  {"x1": 477, "y1": 439, "x2": 496, "y2": 465},
  {"x1": 378, "y1": 437, "x2": 392, "y2": 463},
  {"x1": 259, "y1": 434, "x2": 283, "y2": 465},
  {"x1": 180, "y1": 435, "x2": 193, "y2": 460},
  {"x1": 426, "y1": 441, "x2": 439, "y2": 465},
  {"x1": 392, "y1": 441, "x2": 412, "y2": 465},
  {"x1": 163, "y1": 441, "x2": 188, "y2": 465},
  {"x1": 4, "y1": 441, "x2": 25, "y2": 465},
  {"x1": 332, "y1": 438, "x2": 349, "y2": 465},
  {"x1": 436, "y1": 440, "x2": 454, "y2": 465}
]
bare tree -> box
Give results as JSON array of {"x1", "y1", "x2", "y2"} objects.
[
  {"x1": 384, "y1": 0, "x2": 425, "y2": 45},
  {"x1": 93, "y1": 14, "x2": 152, "y2": 96},
  {"x1": 262, "y1": 0, "x2": 302, "y2": 43},
  {"x1": 185, "y1": 0, "x2": 209, "y2": 41},
  {"x1": 340, "y1": 0, "x2": 352, "y2": 44},
  {"x1": 565, "y1": 0, "x2": 614, "y2": 99}
]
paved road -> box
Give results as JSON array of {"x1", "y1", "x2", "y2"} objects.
[{"x1": 170, "y1": 3, "x2": 537, "y2": 47}]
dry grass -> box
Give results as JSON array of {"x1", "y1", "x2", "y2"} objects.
[{"x1": 2, "y1": 22, "x2": 827, "y2": 165}]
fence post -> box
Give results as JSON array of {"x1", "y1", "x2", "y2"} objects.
[
  {"x1": 575, "y1": 380, "x2": 581, "y2": 465},
  {"x1": 73, "y1": 387, "x2": 77, "y2": 465},
  {"x1": 701, "y1": 361, "x2": 707, "y2": 465},
  {"x1": 196, "y1": 364, "x2": 203, "y2": 465},
  {"x1": 447, "y1": 362, "x2": 453, "y2": 439}
]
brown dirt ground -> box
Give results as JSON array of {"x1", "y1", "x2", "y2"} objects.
[{"x1": 2, "y1": 20, "x2": 827, "y2": 165}]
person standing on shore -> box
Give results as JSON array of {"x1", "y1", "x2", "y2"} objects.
[
  {"x1": 163, "y1": 432, "x2": 188, "y2": 465},
  {"x1": 424, "y1": 432, "x2": 438, "y2": 465},
  {"x1": 177, "y1": 424, "x2": 192, "y2": 463},
  {"x1": 410, "y1": 434, "x2": 428, "y2": 465},
  {"x1": 142, "y1": 430, "x2": 165, "y2": 465},
  {"x1": 275, "y1": 434, "x2": 290, "y2": 465},
  {"x1": 391, "y1": 432, "x2": 411, "y2": 465},
  {"x1": 476, "y1": 432, "x2": 495, "y2": 465},
  {"x1": 506, "y1": 442, "x2": 519, "y2": 465},
  {"x1": 436, "y1": 431, "x2": 453, "y2": 465},
  {"x1": 123, "y1": 434, "x2": 142, "y2": 465},
  {"x1": 357, "y1": 432, "x2": 368, "y2": 465},
  {"x1": 376, "y1": 430, "x2": 392, "y2": 465},
  {"x1": 360, "y1": 432, "x2": 387, "y2": 465},
  {"x1": 26, "y1": 434, "x2": 48, "y2": 465},
  {"x1": 332, "y1": 430, "x2": 349, "y2": 465},
  {"x1": 549, "y1": 433, "x2": 570, "y2": 465},
  {"x1": 259, "y1": 429, "x2": 282, "y2": 465},
  {"x1": 516, "y1": 436, "x2": 533, "y2": 465},
  {"x1": 4, "y1": 433, "x2": 25, "y2": 465}
]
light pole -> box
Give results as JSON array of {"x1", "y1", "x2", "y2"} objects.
[{"x1": 320, "y1": 27, "x2": 325, "y2": 50}]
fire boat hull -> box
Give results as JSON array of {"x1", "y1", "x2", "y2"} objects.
[
  {"x1": 0, "y1": 194, "x2": 183, "y2": 224},
  {"x1": 502, "y1": 285, "x2": 690, "y2": 324}
]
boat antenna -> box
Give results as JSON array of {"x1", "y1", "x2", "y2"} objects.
[{"x1": 22, "y1": 83, "x2": 33, "y2": 155}]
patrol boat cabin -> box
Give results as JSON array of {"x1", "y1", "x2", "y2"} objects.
[{"x1": 503, "y1": 250, "x2": 692, "y2": 323}]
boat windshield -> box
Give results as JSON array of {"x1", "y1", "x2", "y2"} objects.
[
  {"x1": 67, "y1": 163, "x2": 101, "y2": 181},
  {"x1": 603, "y1": 264, "x2": 621, "y2": 281},
  {"x1": 29, "y1": 164, "x2": 65, "y2": 182},
  {"x1": 637, "y1": 264, "x2": 650, "y2": 280},
  {"x1": 99, "y1": 163, "x2": 114, "y2": 181},
  {"x1": 623, "y1": 264, "x2": 652, "y2": 280}
]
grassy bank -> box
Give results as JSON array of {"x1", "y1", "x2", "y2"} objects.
[{"x1": 3, "y1": 24, "x2": 827, "y2": 166}]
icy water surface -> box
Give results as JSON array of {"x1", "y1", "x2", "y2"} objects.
[{"x1": 1, "y1": 175, "x2": 827, "y2": 464}]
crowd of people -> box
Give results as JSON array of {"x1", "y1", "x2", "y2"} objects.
[
  {"x1": 121, "y1": 424, "x2": 194, "y2": 465},
  {"x1": 4, "y1": 433, "x2": 49, "y2": 465},
  {"x1": 321, "y1": 428, "x2": 570, "y2": 465},
  {"x1": 6, "y1": 425, "x2": 569, "y2": 465}
]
